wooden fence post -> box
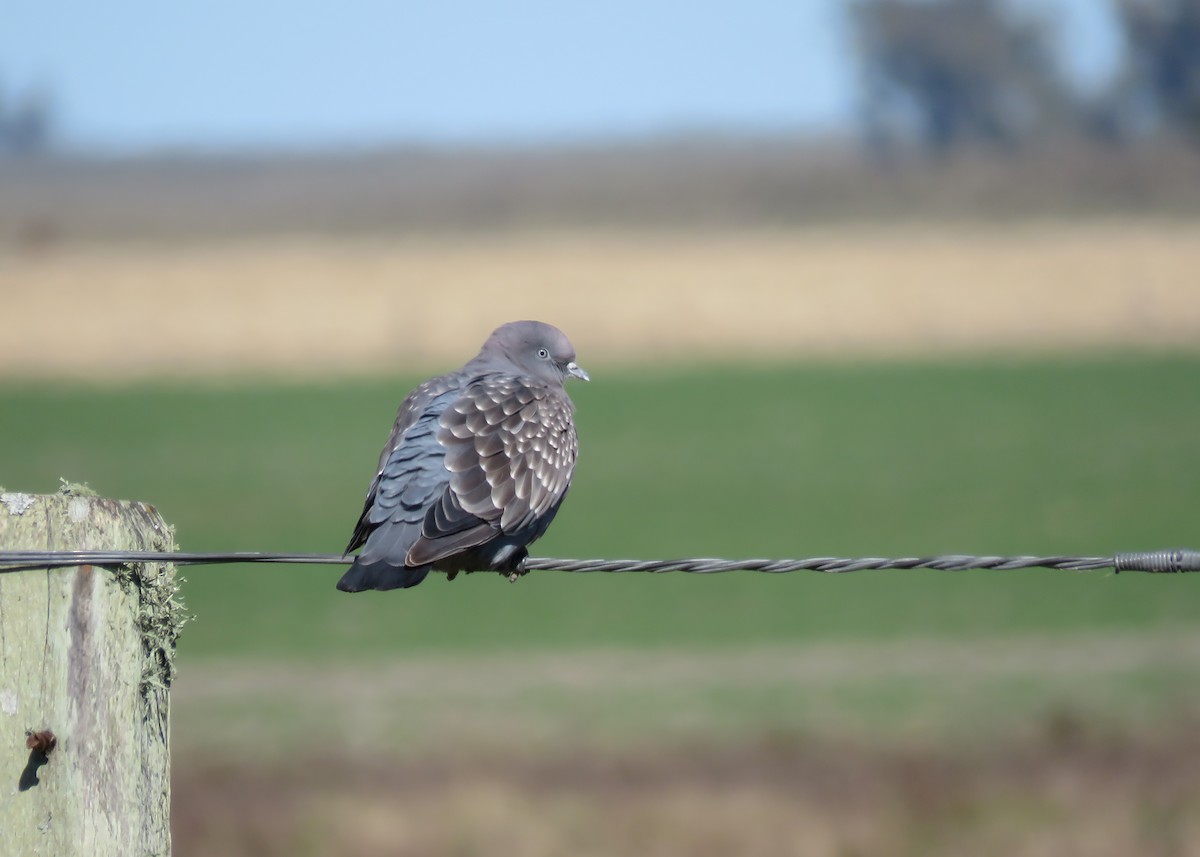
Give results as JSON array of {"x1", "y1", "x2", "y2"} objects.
[{"x1": 0, "y1": 488, "x2": 184, "y2": 857}]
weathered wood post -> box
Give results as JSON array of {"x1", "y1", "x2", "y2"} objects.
[{"x1": 0, "y1": 487, "x2": 184, "y2": 857}]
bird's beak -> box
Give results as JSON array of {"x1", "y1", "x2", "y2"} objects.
[{"x1": 566, "y1": 361, "x2": 590, "y2": 382}]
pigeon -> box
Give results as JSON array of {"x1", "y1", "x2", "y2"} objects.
[{"x1": 337, "y1": 320, "x2": 589, "y2": 592}]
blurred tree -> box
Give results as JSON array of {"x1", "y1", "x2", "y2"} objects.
[
  {"x1": 1106, "y1": 0, "x2": 1200, "y2": 143},
  {"x1": 851, "y1": 0, "x2": 1071, "y2": 158},
  {"x1": 0, "y1": 74, "x2": 54, "y2": 157}
]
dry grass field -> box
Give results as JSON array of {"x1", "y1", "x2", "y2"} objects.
[
  {"x1": 3, "y1": 218, "x2": 1200, "y2": 378},
  {"x1": 174, "y1": 722, "x2": 1200, "y2": 857}
]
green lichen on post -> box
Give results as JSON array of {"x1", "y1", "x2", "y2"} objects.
[
  {"x1": 130, "y1": 523, "x2": 188, "y2": 696},
  {"x1": 94, "y1": 497, "x2": 189, "y2": 695},
  {"x1": 134, "y1": 550, "x2": 190, "y2": 696},
  {"x1": 57, "y1": 478, "x2": 98, "y2": 497}
]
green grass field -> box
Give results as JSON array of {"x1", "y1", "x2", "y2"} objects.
[{"x1": 3, "y1": 355, "x2": 1197, "y2": 662}]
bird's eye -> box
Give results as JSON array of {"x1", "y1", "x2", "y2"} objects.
[{"x1": 536, "y1": 348, "x2": 550, "y2": 359}]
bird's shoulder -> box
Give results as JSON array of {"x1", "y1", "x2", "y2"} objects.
[
  {"x1": 372, "y1": 371, "x2": 468, "y2": 472},
  {"x1": 397, "y1": 372, "x2": 469, "y2": 429}
]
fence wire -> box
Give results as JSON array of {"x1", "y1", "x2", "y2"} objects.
[{"x1": 0, "y1": 548, "x2": 1197, "y2": 575}]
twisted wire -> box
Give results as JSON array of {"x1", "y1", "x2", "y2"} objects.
[{"x1": 0, "y1": 548, "x2": 1197, "y2": 575}]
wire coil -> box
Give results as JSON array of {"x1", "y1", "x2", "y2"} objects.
[{"x1": 0, "y1": 548, "x2": 1197, "y2": 575}]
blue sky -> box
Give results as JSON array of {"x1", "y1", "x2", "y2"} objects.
[{"x1": 3, "y1": 0, "x2": 1122, "y2": 153}]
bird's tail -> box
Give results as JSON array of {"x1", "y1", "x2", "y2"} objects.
[{"x1": 336, "y1": 558, "x2": 431, "y2": 592}]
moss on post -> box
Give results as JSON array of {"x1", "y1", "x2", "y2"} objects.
[{"x1": 0, "y1": 486, "x2": 184, "y2": 857}]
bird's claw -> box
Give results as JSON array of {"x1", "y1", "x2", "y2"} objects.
[{"x1": 506, "y1": 559, "x2": 529, "y2": 583}]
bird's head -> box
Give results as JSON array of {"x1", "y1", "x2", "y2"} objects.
[{"x1": 481, "y1": 320, "x2": 589, "y2": 385}]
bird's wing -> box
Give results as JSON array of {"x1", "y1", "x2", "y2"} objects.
[
  {"x1": 405, "y1": 374, "x2": 578, "y2": 566},
  {"x1": 346, "y1": 375, "x2": 463, "y2": 554}
]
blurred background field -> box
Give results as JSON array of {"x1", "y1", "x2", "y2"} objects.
[
  {"x1": 4, "y1": 1, "x2": 1200, "y2": 854},
  {"x1": 4, "y1": 300, "x2": 1200, "y2": 856}
]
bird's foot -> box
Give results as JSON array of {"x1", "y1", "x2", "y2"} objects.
[
  {"x1": 486, "y1": 545, "x2": 529, "y2": 582},
  {"x1": 505, "y1": 553, "x2": 530, "y2": 583}
]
